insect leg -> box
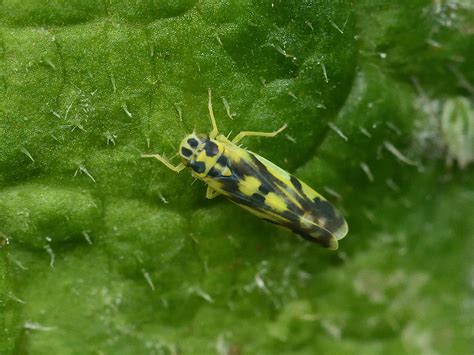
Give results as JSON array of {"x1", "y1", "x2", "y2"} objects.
[
  {"x1": 141, "y1": 154, "x2": 186, "y2": 173},
  {"x1": 205, "y1": 186, "x2": 220, "y2": 199},
  {"x1": 208, "y1": 88, "x2": 220, "y2": 139},
  {"x1": 231, "y1": 123, "x2": 287, "y2": 144}
]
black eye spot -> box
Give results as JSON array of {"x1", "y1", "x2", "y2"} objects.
[
  {"x1": 187, "y1": 138, "x2": 198, "y2": 148},
  {"x1": 181, "y1": 147, "x2": 192, "y2": 158},
  {"x1": 204, "y1": 141, "x2": 219, "y2": 157},
  {"x1": 190, "y1": 161, "x2": 206, "y2": 174}
]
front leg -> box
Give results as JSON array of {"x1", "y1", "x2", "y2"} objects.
[
  {"x1": 141, "y1": 153, "x2": 186, "y2": 173},
  {"x1": 205, "y1": 186, "x2": 220, "y2": 199}
]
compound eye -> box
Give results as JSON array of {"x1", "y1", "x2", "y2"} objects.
[{"x1": 187, "y1": 138, "x2": 199, "y2": 148}]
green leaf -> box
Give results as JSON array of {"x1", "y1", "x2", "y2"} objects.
[{"x1": 1, "y1": 1, "x2": 473, "y2": 353}]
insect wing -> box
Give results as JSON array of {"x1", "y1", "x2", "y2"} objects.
[
  {"x1": 254, "y1": 153, "x2": 348, "y2": 241},
  {"x1": 205, "y1": 145, "x2": 347, "y2": 249}
]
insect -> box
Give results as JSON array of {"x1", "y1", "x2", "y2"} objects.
[{"x1": 142, "y1": 90, "x2": 348, "y2": 249}]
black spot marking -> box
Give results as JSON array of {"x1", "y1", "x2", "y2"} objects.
[
  {"x1": 295, "y1": 192, "x2": 313, "y2": 214},
  {"x1": 181, "y1": 147, "x2": 192, "y2": 158},
  {"x1": 281, "y1": 210, "x2": 298, "y2": 224},
  {"x1": 313, "y1": 197, "x2": 336, "y2": 218},
  {"x1": 251, "y1": 193, "x2": 265, "y2": 204},
  {"x1": 249, "y1": 153, "x2": 270, "y2": 175},
  {"x1": 190, "y1": 161, "x2": 206, "y2": 174},
  {"x1": 258, "y1": 181, "x2": 272, "y2": 195},
  {"x1": 313, "y1": 197, "x2": 344, "y2": 231},
  {"x1": 220, "y1": 178, "x2": 241, "y2": 196},
  {"x1": 204, "y1": 141, "x2": 219, "y2": 157},
  {"x1": 290, "y1": 175, "x2": 302, "y2": 192},
  {"x1": 248, "y1": 153, "x2": 282, "y2": 189},
  {"x1": 187, "y1": 138, "x2": 198, "y2": 148},
  {"x1": 207, "y1": 167, "x2": 220, "y2": 178},
  {"x1": 217, "y1": 155, "x2": 228, "y2": 166}
]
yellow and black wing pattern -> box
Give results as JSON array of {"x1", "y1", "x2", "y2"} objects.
[{"x1": 204, "y1": 145, "x2": 348, "y2": 249}]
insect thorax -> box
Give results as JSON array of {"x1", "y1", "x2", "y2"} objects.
[{"x1": 179, "y1": 133, "x2": 225, "y2": 177}]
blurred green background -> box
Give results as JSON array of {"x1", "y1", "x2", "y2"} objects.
[{"x1": 1, "y1": 1, "x2": 473, "y2": 354}]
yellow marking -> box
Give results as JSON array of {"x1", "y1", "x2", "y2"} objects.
[
  {"x1": 239, "y1": 176, "x2": 261, "y2": 196},
  {"x1": 265, "y1": 192, "x2": 287, "y2": 213},
  {"x1": 301, "y1": 182, "x2": 324, "y2": 201},
  {"x1": 196, "y1": 150, "x2": 210, "y2": 163},
  {"x1": 232, "y1": 150, "x2": 245, "y2": 163},
  {"x1": 260, "y1": 161, "x2": 303, "y2": 210},
  {"x1": 220, "y1": 144, "x2": 247, "y2": 164},
  {"x1": 214, "y1": 162, "x2": 228, "y2": 172},
  {"x1": 221, "y1": 166, "x2": 232, "y2": 177},
  {"x1": 270, "y1": 173, "x2": 304, "y2": 210},
  {"x1": 265, "y1": 162, "x2": 290, "y2": 182}
]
